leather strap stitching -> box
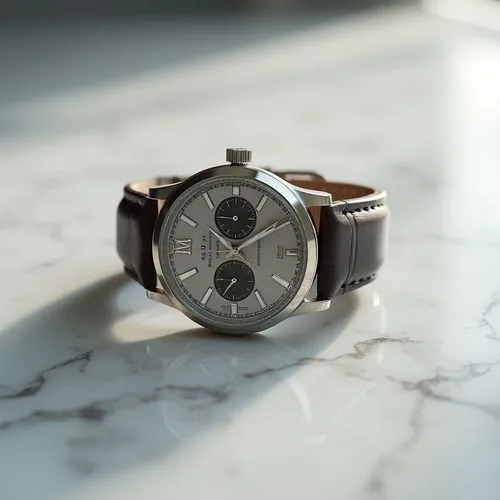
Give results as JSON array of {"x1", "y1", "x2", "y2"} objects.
[
  {"x1": 345, "y1": 210, "x2": 357, "y2": 286},
  {"x1": 341, "y1": 273, "x2": 376, "y2": 289},
  {"x1": 343, "y1": 203, "x2": 385, "y2": 214}
]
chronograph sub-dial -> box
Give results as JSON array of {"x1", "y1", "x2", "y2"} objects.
[
  {"x1": 215, "y1": 196, "x2": 256, "y2": 239},
  {"x1": 214, "y1": 260, "x2": 255, "y2": 302}
]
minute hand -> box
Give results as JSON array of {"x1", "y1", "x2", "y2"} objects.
[{"x1": 237, "y1": 220, "x2": 291, "y2": 251}]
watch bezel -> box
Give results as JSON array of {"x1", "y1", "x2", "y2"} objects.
[{"x1": 152, "y1": 164, "x2": 318, "y2": 334}]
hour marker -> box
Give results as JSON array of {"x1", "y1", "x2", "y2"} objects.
[
  {"x1": 285, "y1": 248, "x2": 298, "y2": 257},
  {"x1": 232, "y1": 186, "x2": 240, "y2": 195},
  {"x1": 254, "y1": 290, "x2": 267, "y2": 309},
  {"x1": 231, "y1": 303, "x2": 238, "y2": 316},
  {"x1": 179, "y1": 267, "x2": 198, "y2": 281},
  {"x1": 180, "y1": 214, "x2": 198, "y2": 227},
  {"x1": 201, "y1": 287, "x2": 214, "y2": 305},
  {"x1": 202, "y1": 192, "x2": 214, "y2": 210},
  {"x1": 272, "y1": 273, "x2": 290, "y2": 289},
  {"x1": 172, "y1": 238, "x2": 192, "y2": 255},
  {"x1": 256, "y1": 195, "x2": 268, "y2": 212}
]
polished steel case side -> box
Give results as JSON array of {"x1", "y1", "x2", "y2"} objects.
[
  {"x1": 272, "y1": 171, "x2": 333, "y2": 207},
  {"x1": 294, "y1": 186, "x2": 332, "y2": 207},
  {"x1": 152, "y1": 164, "x2": 319, "y2": 334},
  {"x1": 148, "y1": 181, "x2": 183, "y2": 200},
  {"x1": 293, "y1": 298, "x2": 332, "y2": 316}
]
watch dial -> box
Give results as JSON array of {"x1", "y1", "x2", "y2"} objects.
[
  {"x1": 215, "y1": 196, "x2": 256, "y2": 239},
  {"x1": 158, "y1": 176, "x2": 308, "y2": 330},
  {"x1": 214, "y1": 260, "x2": 255, "y2": 301}
]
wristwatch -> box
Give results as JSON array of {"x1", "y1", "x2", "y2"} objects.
[{"x1": 117, "y1": 148, "x2": 388, "y2": 334}]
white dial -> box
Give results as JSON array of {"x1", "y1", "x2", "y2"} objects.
[{"x1": 157, "y1": 176, "x2": 309, "y2": 332}]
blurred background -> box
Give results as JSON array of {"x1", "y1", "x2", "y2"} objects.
[
  {"x1": 0, "y1": 0, "x2": 499, "y2": 20},
  {"x1": 1, "y1": 0, "x2": 499, "y2": 125},
  {"x1": 0, "y1": 0, "x2": 407, "y2": 19},
  {"x1": 2, "y1": 0, "x2": 412, "y2": 116},
  {"x1": 1, "y1": 0, "x2": 499, "y2": 149}
]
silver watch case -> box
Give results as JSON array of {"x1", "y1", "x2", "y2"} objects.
[{"x1": 152, "y1": 164, "x2": 331, "y2": 334}]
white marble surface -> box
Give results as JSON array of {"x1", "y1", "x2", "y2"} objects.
[{"x1": 1, "y1": 6, "x2": 500, "y2": 500}]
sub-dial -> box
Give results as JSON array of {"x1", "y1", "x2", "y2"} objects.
[
  {"x1": 215, "y1": 196, "x2": 256, "y2": 239},
  {"x1": 214, "y1": 260, "x2": 255, "y2": 301}
]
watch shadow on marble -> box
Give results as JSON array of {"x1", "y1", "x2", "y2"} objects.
[{"x1": 0, "y1": 273, "x2": 383, "y2": 500}]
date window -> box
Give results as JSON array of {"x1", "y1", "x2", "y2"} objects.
[{"x1": 277, "y1": 245, "x2": 284, "y2": 259}]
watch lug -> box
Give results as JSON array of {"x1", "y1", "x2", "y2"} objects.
[
  {"x1": 294, "y1": 186, "x2": 332, "y2": 207},
  {"x1": 276, "y1": 171, "x2": 332, "y2": 207},
  {"x1": 149, "y1": 181, "x2": 182, "y2": 200},
  {"x1": 292, "y1": 298, "x2": 332, "y2": 316},
  {"x1": 146, "y1": 288, "x2": 176, "y2": 308}
]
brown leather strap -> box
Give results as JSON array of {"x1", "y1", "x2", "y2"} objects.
[
  {"x1": 116, "y1": 172, "x2": 388, "y2": 297},
  {"x1": 286, "y1": 177, "x2": 387, "y2": 299},
  {"x1": 116, "y1": 177, "x2": 182, "y2": 290}
]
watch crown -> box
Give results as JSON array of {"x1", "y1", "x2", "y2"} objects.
[{"x1": 226, "y1": 148, "x2": 252, "y2": 165}]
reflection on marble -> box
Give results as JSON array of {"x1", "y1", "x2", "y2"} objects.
[
  {"x1": 1, "y1": 5, "x2": 500, "y2": 500},
  {"x1": 0, "y1": 275, "x2": 392, "y2": 497}
]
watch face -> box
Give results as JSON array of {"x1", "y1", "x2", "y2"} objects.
[{"x1": 157, "y1": 173, "x2": 311, "y2": 332}]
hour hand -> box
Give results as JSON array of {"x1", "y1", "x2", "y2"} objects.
[
  {"x1": 208, "y1": 225, "x2": 233, "y2": 250},
  {"x1": 208, "y1": 225, "x2": 251, "y2": 265}
]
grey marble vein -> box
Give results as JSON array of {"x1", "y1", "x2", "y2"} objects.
[
  {"x1": 243, "y1": 336, "x2": 416, "y2": 379},
  {"x1": 366, "y1": 395, "x2": 426, "y2": 496},
  {"x1": 335, "y1": 336, "x2": 417, "y2": 360},
  {"x1": 0, "y1": 351, "x2": 92, "y2": 400},
  {"x1": 389, "y1": 360, "x2": 500, "y2": 420},
  {"x1": 0, "y1": 336, "x2": 415, "y2": 434},
  {"x1": 480, "y1": 291, "x2": 500, "y2": 342},
  {"x1": 0, "y1": 383, "x2": 231, "y2": 433},
  {"x1": 367, "y1": 358, "x2": 500, "y2": 495}
]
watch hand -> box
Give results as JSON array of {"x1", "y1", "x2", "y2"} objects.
[
  {"x1": 208, "y1": 225, "x2": 233, "y2": 250},
  {"x1": 223, "y1": 277, "x2": 237, "y2": 295},
  {"x1": 215, "y1": 249, "x2": 252, "y2": 266},
  {"x1": 208, "y1": 226, "x2": 253, "y2": 265},
  {"x1": 237, "y1": 220, "x2": 291, "y2": 251},
  {"x1": 215, "y1": 249, "x2": 244, "y2": 256},
  {"x1": 230, "y1": 254, "x2": 253, "y2": 267}
]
